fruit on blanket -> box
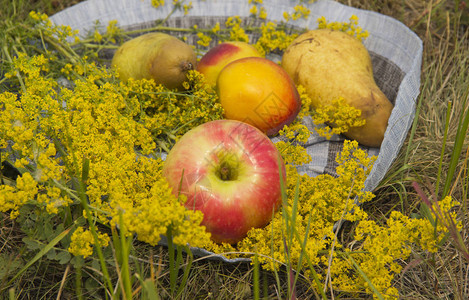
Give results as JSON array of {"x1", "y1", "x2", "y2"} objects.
[
  {"x1": 197, "y1": 41, "x2": 262, "y2": 86},
  {"x1": 111, "y1": 32, "x2": 197, "y2": 90},
  {"x1": 281, "y1": 29, "x2": 394, "y2": 147},
  {"x1": 216, "y1": 57, "x2": 301, "y2": 136},
  {"x1": 162, "y1": 120, "x2": 286, "y2": 244}
]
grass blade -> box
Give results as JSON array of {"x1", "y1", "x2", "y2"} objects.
[
  {"x1": 253, "y1": 252, "x2": 260, "y2": 300},
  {"x1": 175, "y1": 246, "x2": 193, "y2": 298},
  {"x1": 404, "y1": 70, "x2": 430, "y2": 166},
  {"x1": 442, "y1": 88, "x2": 469, "y2": 197},
  {"x1": 118, "y1": 212, "x2": 133, "y2": 300},
  {"x1": 435, "y1": 101, "x2": 452, "y2": 197},
  {"x1": 8, "y1": 288, "x2": 15, "y2": 300},
  {"x1": 7, "y1": 227, "x2": 72, "y2": 286}
]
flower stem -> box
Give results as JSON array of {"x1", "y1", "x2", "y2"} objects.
[
  {"x1": 2, "y1": 45, "x2": 26, "y2": 93},
  {"x1": 75, "y1": 172, "x2": 114, "y2": 297}
]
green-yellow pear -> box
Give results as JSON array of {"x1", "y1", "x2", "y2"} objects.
[
  {"x1": 281, "y1": 29, "x2": 394, "y2": 147},
  {"x1": 111, "y1": 32, "x2": 197, "y2": 90}
]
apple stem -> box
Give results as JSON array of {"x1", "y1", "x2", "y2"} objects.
[{"x1": 219, "y1": 162, "x2": 231, "y2": 181}]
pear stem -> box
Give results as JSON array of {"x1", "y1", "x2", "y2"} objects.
[{"x1": 180, "y1": 61, "x2": 194, "y2": 72}]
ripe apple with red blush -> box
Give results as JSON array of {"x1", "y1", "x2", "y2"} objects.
[
  {"x1": 162, "y1": 120, "x2": 286, "y2": 244},
  {"x1": 197, "y1": 41, "x2": 262, "y2": 86}
]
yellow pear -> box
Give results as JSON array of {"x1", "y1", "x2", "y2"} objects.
[
  {"x1": 281, "y1": 29, "x2": 394, "y2": 147},
  {"x1": 111, "y1": 32, "x2": 197, "y2": 90}
]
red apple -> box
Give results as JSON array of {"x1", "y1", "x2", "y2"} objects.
[
  {"x1": 162, "y1": 120, "x2": 286, "y2": 244},
  {"x1": 197, "y1": 41, "x2": 262, "y2": 86},
  {"x1": 216, "y1": 57, "x2": 301, "y2": 136}
]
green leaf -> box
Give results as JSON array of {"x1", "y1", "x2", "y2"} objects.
[
  {"x1": 22, "y1": 237, "x2": 41, "y2": 251},
  {"x1": 419, "y1": 202, "x2": 435, "y2": 226},
  {"x1": 56, "y1": 251, "x2": 72, "y2": 265},
  {"x1": 71, "y1": 256, "x2": 84, "y2": 268},
  {"x1": 41, "y1": 218, "x2": 55, "y2": 241},
  {"x1": 91, "y1": 257, "x2": 101, "y2": 272},
  {"x1": 84, "y1": 276, "x2": 102, "y2": 299},
  {"x1": 142, "y1": 279, "x2": 160, "y2": 300},
  {"x1": 8, "y1": 226, "x2": 73, "y2": 286},
  {"x1": 0, "y1": 254, "x2": 23, "y2": 279},
  {"x1": 46, "y1": 248, "x2": 57, "y2": 260}
]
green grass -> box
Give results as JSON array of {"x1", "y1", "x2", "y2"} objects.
[{"x1": 1, "y1": 0, "x2": 468, "y2": 299}]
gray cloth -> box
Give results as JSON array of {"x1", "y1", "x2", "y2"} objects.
[{"x1": 50, "y1": 0, "x2": 422, "y2": 262}]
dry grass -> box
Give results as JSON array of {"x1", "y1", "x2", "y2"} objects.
[
  {"x1": 1, "y1": 0, "x2": 468, "y2": 299},
  {"x1": 348, "y1": 1, "x2": 469, "y2": 299},
  {"x1": 345, "y1": 2, "x2": 469, "y2": 300}
]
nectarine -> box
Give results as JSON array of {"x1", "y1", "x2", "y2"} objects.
[{"x1": 217, "y1": 57, "x2": 301, "y2": 136}]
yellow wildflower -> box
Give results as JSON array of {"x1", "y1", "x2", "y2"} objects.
[
  {"x1": 283, "y1": 5, "x2": 310, "y2": 21},
  {"x1": 317, "y1": 15, "x2": 369, "y2": 41},
  {"x1": 254, "y1": 21, "x2": 298, "y2": 56},
  {"x1": 105, "y1": 20, "x2": 121, "y2": 43},
  {"x1": 225, "y1": 16, "x2": 249, "y2": 42},
  {"x1": 211, "y1": 22, "x2": 220, "y2": 34},
  {"x1": 183, "y1": 2, "x2": 193, "y2": 15},
  {"x1": 93, "y1": 30, "x2": 103, "y2": 42},
  {"x1": 312, "y1": 97, "x2": 366, "y2": 139},
  {"x1": 258, "y1": 7, "x2": 267, "y2": 19},
  {"x1": 68, "y1": 227, "x2": 110, "y2": 258},
  {"x1": 249, "y1": 5, "x2": 258, "y2": 16},
  {"x1": 0, "y1": 173, "x2": 38, "y2": 219},
  {"x1": 151, "y1": 0, "x2": 165, "y2": 8},
  {"x1": 196, "y1": 32, "x2": 212, "y2": 47}
]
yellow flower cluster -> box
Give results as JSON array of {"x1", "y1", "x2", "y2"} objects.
[
  {"x1": 0, "y1": 173, "x2": 38, "y2": 219},
  {"x1": 312, "y1": 97, "x2": 366, "y2": 139},
  {"x1": 29, "y1": 10, "x2": 49, "y2": 22},
  {"x1": 211, "y1": 22, "x2": 221, "y2": 34},
  {"x1": 29, "y1": 11, "x2": 79, "y2": 43},
  {"x1": 121, "y1": 178, "x2": 212, "y2": 247},
  {"x1": 348, "y1": 196, "x2": 460, "y2": 298},
  {"x1": 37, "y1": 186, "x2": 73, "y2": 215},
  {"x1": 295, "y1": 84, "x2": 313, "y2": 120},
  {"x1": 283, "y1": 4, "x2": 311, "y2": 22},
  {"x1": 249, "y1": 5, "x2": 267, "y2": 20},
  {"x1": 105, "y1": 20, "x2": 121, "y2": 41},
  {"x1": 317, "y1": 15, "x2": 370, "y2": 41},
  {"x1": 183, "y1": 2, "x2": 193, "y2": 15},
  {"x1": 196, "y1": 31, "x2": 212, "y2": 47},
  {"x1": 254, "y1": 22, "x2": 299, "y2": 56},
  {"x1": 0, "y1": 52, "x2": 213, "y2": 254},
  {"x1": 68, "y1": 226, "x2": 110, "y2": 258},
  {"x1": 90, "y1": 20, "x2": 123, "y2": 45},
  {"x1": 151, "y1": 0, "x2": 165, "y2": 8},
  {"x1": 276, "y1": 123, "x2": 312, "y2": 166},
  {"x1": 93, "y1": 30, "x2": 103, "y2": 43},
  {"x1": 129, "y1": 70, "x2": 223, "y2": 151},
  {"x1": 225, "y1": 16, "x2": 249, "y2": 43},
  {"x1": 268, "y1": 85, "x2": 313, "y2": 166}
]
